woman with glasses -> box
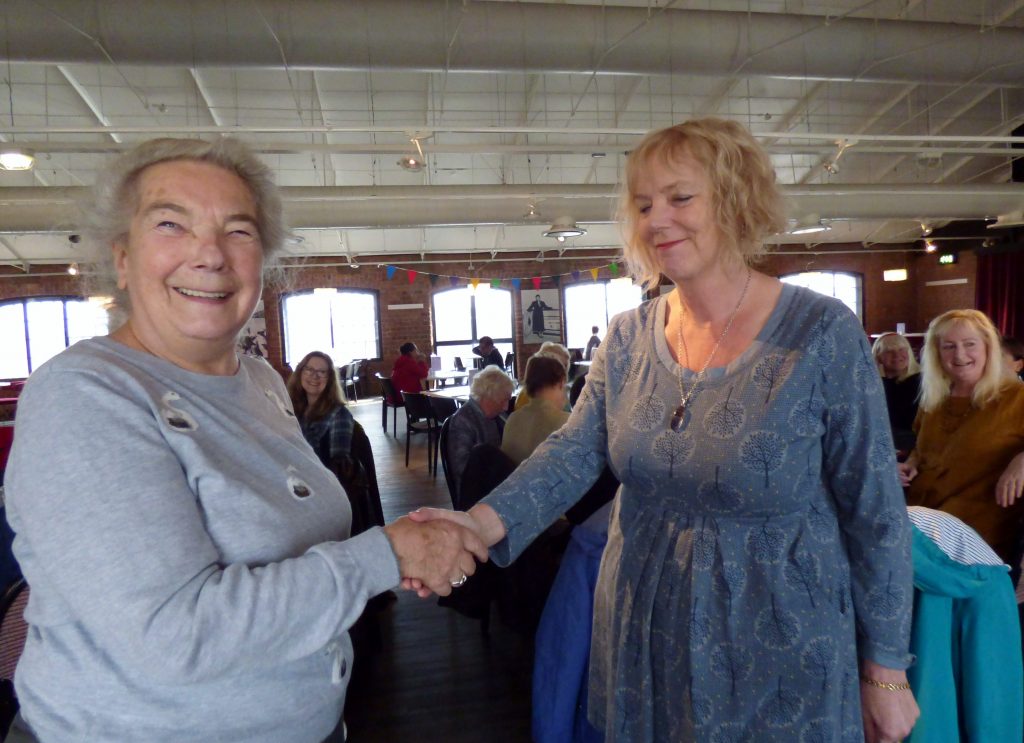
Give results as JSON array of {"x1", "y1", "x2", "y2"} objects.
[
  {"x1": 411, "y1": 118, "x2": 916, "y2": 743},
  {"x1": 288, "y1": 351, "x2": 355, "y2": 471}
]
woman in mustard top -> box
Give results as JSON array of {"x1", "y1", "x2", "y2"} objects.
[{"x1": 900, "y1": 309, "x2": 1024, "y2": 561}]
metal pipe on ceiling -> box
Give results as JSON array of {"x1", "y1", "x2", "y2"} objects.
[{"x1": 2, "y1": 0, "x2": 1023, "y2": 87}]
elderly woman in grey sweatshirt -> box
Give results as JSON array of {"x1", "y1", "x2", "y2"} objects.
[{"x1": 4, "y1": 138, "x2": 485, "y2": 743}]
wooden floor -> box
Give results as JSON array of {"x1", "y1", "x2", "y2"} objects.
[{"x1": 344, "y1": 400, "x2": 535, "y2": 743}]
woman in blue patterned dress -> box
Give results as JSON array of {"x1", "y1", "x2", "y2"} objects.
[{"x1": 411, "y1": 118, "x2": 918, "y2": 742}]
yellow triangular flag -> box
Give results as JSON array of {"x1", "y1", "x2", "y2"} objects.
[{"x1": 590, "y1": 267, "x2": 600, "y2": 281}]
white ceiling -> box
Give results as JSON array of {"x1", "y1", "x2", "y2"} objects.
[{"x1": 0, "y1": 0, "x2": 1023, "y2": 270}]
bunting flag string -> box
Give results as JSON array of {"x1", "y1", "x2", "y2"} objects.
[{"x1": 375, "y1": 259, "x2": 627, "y2": 290}]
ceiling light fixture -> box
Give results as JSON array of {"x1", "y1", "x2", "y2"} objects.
[
  {"x1": 543, "y1": 216, "x2": 587, "y2": 242},
  {"x1": 924, "y1": 240, "x2": 938, "y2": 253},
  {"x1": 397, "y1": 136, "x2": 426, "y2": 172},
  {"x1": 822, "y1": 138, "x2": 855, "y2": 176},
  {"x1": 920, "y1": 222, "x2": 933, "y2": 237},
  {"x1": 67, "y1": 262, "x2": 79, "y2": 276},
  {"x1": 789, "y1": 215, "x2": 832, "y2": 236},
  {"x1": 0, "y1": 147, "x2": 35, "y2": 171},
  {"x1": 987, "y1": 210, "x2": 1024, "y2": 229}
]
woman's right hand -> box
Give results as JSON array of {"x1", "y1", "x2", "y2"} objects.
[
  {"x1": 382, "y1": 516, "x2": 488, "y2": 598},
  {"x1": 897, "y1": 460, "x2": 917, "y2": 487},
  {"x1": 402, "y1": 505, "x2": 507, "y2": 596}
]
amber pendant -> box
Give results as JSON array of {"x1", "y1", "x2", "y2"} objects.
[{"x1": 670, "y1": 403, "x2": 688, "y2": 432}]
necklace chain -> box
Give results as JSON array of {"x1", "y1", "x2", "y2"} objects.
[{"x1": 671, "y1": 269, "x2": 752, "y2": 432}]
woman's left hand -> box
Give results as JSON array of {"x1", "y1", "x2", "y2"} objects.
[
  {"x1": 995, "y1": 452, "x2": 1024, "y2": 508},
  {"x1": 860, "y1": 660, "x2": 919, "y2": 743}
]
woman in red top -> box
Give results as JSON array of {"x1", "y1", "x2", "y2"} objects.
[{"x1": 391, "y1": 342, "x2": 429, "y2": 396}]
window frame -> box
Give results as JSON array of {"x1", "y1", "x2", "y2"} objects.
[
  {"x1": 431, "y1": 286, "x2": 514, "y2": 359},
  {"x1": 0, "y1": 295, "x2": 100, "y2": 378},
  {"x1": 562, "y1": 278, "x2": 645, "y2": 350},
  {"x1": 279, "y1": 287, "x2": 383, "y2": 366},
  {"x1": 778, "y1": 269, "x2": 864, "y2": 321}
]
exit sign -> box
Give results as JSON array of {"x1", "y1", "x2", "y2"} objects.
[{"x1": 938, "y1": 253, "x2": 958, "y2": 265}]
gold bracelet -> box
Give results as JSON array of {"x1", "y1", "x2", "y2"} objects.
[{"x1": 861, "y1": 677, "x2": 911, "y2": 692}]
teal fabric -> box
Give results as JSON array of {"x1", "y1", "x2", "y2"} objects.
[{"x1": 908, "y1": 527, "x2": 1023, "y2": 742}]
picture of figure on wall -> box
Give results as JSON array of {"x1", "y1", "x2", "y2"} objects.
[
  {"x1": 522, "y1": 289, "x2": 561, "y2": 343},
  {"x1": 237, "y1": 300, "x2": 269, "y2": 359}
]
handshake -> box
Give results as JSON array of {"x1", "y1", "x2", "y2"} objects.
[{"x1": 381, "y1": 506, "x2": 502, "y2": 598}]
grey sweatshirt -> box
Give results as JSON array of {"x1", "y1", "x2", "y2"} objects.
[{"x1": 5, "y1": 337, "x2": 400, "y2": 742}]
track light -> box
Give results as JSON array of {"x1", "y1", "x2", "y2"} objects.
[
  {"x1": 789, "y1": 215, "x2": 832, "y2": 236},
  {"x1": 67, "y1": 262, "x2": 79, "y2": 276},
  {"x1": 924, "y1": 240, "x2": 937, "y2": 253}
]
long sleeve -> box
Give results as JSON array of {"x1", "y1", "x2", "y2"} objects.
[
  {"x1": 6, "y1": 345, "x2": 400, "y2": 687},
  {"x1": 815, "y1": 308, "x2": 915, "y2": 668},
  {"x1": 483, "y1": 334, "x2": 610, "y2": 565}
]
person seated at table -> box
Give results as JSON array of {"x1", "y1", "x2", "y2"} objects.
[
  {"x1": 287, "y1": 351, "x2": 355, "y2": 471},
  {"x1": 472, "y1": 336, "x2": 504, "y2": 369},
  {"x1": 446, "y1": 366, "x2": 515, "y2": 500},
  {"x1": 584, "y1": 326, "x2": 601, "y2": 361},
  {"x1": 871, "y1": 332, "x2": 921, "y2": 454},
  {"x1": 901, "y1": 309, "x2": 1024, "y2": 562},
  {"x1": 514, "y1": 342, "x2": 570, "y2": 411},
  {"x1": 391, "y1": 341, "x2": 429, "y2": 395},
  {"x1": 502, "y1": 355, "x2": 570, "y2": 466},
  {"x1": 1001, "y1": 336, "x2": 1024, "y2": 383},
  {"x1": 2, "y1": 137, "x2": 486, "y2": 743}
]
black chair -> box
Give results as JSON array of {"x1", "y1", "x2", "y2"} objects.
[
  {"x1": 401, "y1": 391, "x2": 436, "y2": 472},
  {"x1": 341, "y1": 362, "x2": 359, "y2": 402},
  {"x1": 504, "y1": 351, "x2": 515, "y2": 376},
  {"x1": 453, "y1": 356, "x2": 466, "y2": 372},
  {"x1": 0, "y1": 579, "x2": 29, "y2": 739},
  {"x1": 376, "y1": 373, "x2": 404, "y2": 437},
  {"x1": 438, "y1": 418, "x2": 457, "y2": 505},
  {"x1": 427, "y1": 396, "x2": 458, "y2": 479},
  {"x1": 348, "y1": 422, "x2": 385, "y2": 532}
]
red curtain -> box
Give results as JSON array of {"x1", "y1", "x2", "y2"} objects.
[{"x1": 976, "y1": 250, "x2": 1024, "y2": 337}]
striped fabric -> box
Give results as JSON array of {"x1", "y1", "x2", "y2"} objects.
[
  {"x1": 0, "y1": 583, "x2": 29, "y2": 681},
  {"x1": 907, "y1": 506, "x2": 1004, "y2": 568}
]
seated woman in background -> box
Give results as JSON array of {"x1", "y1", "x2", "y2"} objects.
[
  {"x1": 502, "y1": 355, "x2": 570, "y2": 465},
  {"x1": 514, "y1": 341, "x2": 570, "y2": 411},
  {"x1": 445, "y1": 366, "x2": 516, "y2": 503},
  {"x1": 872, "y1": 332, "x2": 922, "y2": 454},
  {"x1": 1001, "y1": 336, "x2": 1024, "y2": 383},
  {"x1": 901, "y1": 309, "x2": 1024, "y2": 562},
  {"x1": 288, "y1": 351, "x2": 354, "y2": 470},
  {"x1": 390, "y1": 341, "x2": 429, "y2": 395}
]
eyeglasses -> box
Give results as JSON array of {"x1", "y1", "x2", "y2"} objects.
[{"x1": 302, "y1": 368, "x2": 330, "y2": 379}]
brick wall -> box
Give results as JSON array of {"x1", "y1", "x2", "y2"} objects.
[{"x1": 0, "y1": 245, "x2": 984, "y2": 384}]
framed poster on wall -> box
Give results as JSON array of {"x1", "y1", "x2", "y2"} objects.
[
  {"x1": 237, "y1": 300, "x2": 269, "y2": 359},
  {"x1": 521, "y1": 289, "x2": 562, "y2": 343}
]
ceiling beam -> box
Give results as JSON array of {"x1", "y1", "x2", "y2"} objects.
[{"x1": 55, "y1": 66, "x2": 122, "y2": 144}]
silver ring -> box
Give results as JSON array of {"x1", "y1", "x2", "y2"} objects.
[{"x1": 450, "y1": 574, "x2": 468, "y2": 588}]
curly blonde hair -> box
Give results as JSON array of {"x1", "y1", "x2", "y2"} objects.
[{"x1": 618, "y1": 118, "x2": 786, "y2": 292}]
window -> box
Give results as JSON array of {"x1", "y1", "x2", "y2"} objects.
[
  {"x1": 780, "y1": 271, "x2": 863, "y2": 320},
  {"x1": 281, "y1": 289, "x2": 381, "y2": 366},
  {"x1": 432, "y1": 286, "x2": 513, "y2": 368},
  {"x1": 564, "y1": 278, "x2": 644, "y2": 349},
  {"x1": 0, "y1": 296, "x2": 110, "y2": 378}
]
